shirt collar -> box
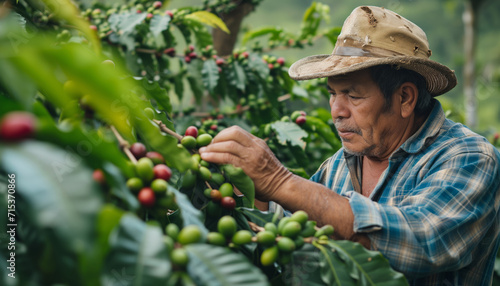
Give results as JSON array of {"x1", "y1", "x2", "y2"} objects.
[{"x1": 398, "y1": 99, "x2": 445, "y2": 154}]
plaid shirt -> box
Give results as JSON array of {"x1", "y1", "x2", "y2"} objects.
[{"x1": 310, "y1": 100, "x2": 500, "y2": 285}]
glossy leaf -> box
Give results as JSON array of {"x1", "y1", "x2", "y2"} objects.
[
  {"x1": 270, "y1": 121, "x2": 308, "y2": 149},
  {"x1": 170, "y1": 186, "x2": 208, "y2": 236},
  {"x1": 221, "y1": 164, "x2": 255, "y2": 208},
  {"x1": 102, "y1": 214, "x2": 171, "y2": 286},
  {"x1": 150, "y1": 14, "x2": 171, "y2": 37},
  {"x1": 186, "y1": 244, "x2": 269, "y2": 286},
  {"x1": 228, "y1": 61, "x2": 247, "y2": 92},
  {"x1": 202, "y1": 59, "x2": 220, "y2": 93},
  {"x1": 185, "y1": 11, "x2": 230, "y2": 34}
]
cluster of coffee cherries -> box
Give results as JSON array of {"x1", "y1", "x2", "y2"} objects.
[{"x1": 125, "y1": 142, "x2": 177, "y2": 210}]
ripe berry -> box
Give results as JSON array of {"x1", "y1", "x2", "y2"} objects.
[
  {"x1": 210, "y1": 189, "x2": 222, "y2": 202},
  {"x1": 188, "y1": 52, "x2": 197, "y2": 59},
  {"x1": 89, "y1": 25, "x2": 98, "y2": 31},
  {"x1": 188, "y1": 44, "x2": 195, "y2": 52},
  {"x1": 276, "y1": 57, "x2": 285, "y2": 66},
  {"x1": 220, "y1": 196, "x2": 236, "y2": 210},
  {"x1": 146, "y1": 151, "x2": 164, "y2": 164},
  {"x1": 130, "y1": 142, "x2": 147, "y2": 159},
  {"x1": 146, "y1": 13, "x2": 153, "y2": 19},
  {"x1": 210, "y1": 124, "x2": 218, "y2": 131},
  {"x1": 138, "y1": 187, "x2": 156, "y2": 207},
  {"x1": 164, "y1": 47, "x2": 176, "y2": 57},
  {"x1": 241, "y1": 51, "x2": 249, "y2": 59},
  {"x1": 295, "y1": 115, "x2": 306, "y2": 126},
  {"x1": 153, "y1": 1, "x2": 162, "y2": 9},
  {"x1": 165, "y1": 10, "x2": 173, "y2": 18},
  {"x1": 185, "y1": 126, "x2": 198, "y2": 138},
  {"x1": 216, "y1": 58, "x2": 225, "y2": 66},
  {"x1": 92, "y1": 169, "x2": 106, "y2": 185},
  {"x1": 153, "y1": 164, "x2": 172, "y2": 181},
  {"x1": 0, "y1": 111, "x2": 36, "y2": 142},
  {"x1": 184, "y1": 56, "x2": 191, "y2": 63},
  {"x1": 268, "y1": 63, "x2": 274, "y2": 70}
]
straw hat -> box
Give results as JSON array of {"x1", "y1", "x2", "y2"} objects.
[{"x1": 288, "y1": 6, "x2": 457, "y2": 96}]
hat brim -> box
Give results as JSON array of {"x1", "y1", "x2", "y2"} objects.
[{"x1": 288, "y1": 54, "x2": 457, "y2": 96}]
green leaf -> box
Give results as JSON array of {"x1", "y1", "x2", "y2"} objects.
[
  {"x1": 314, "y1": 242, "x2": 355, "y2": 285},
  {"x1": 0, "y1": 60, "x2": 37, "y2": 109},
  {"x1": 202, "y1": 59, "x2": 220, "y2": 93},
  {"x1": 299, "y1": 2, "x2": 330, "y2": 41},
  {"x1": 185, "y1": 244, "x2": 269, "y2": 286},
  {"x1": 111, "y1": 12, "x2": 148, "y2": 35},
  {"x1": 247, "y1": 53, "x2": 269, "y2": 78},
  {"x1": 304, "y1": 116, "x2": 341, "y2": 149},
  {"x1": 270, "y1": 121, "x2": 308, "y2": 149},
  {"x1": 238, "y1": 207, "x2": 275, "y2": 227},
  {"x1": 221, "y1": 164, "x2": 255, "y2": 208},
  {"x1": 185, "y1": 11, "x2": 230, "y2": 34},
  {"x1": 0, "y1": 141, "x2": 103, "y2": 252},
  {"x1": 103, "y1": 214, "x2": 171, "y2": 286},
  {"x1": 228, "y1": 61, "x2": 247, "y2": 92},
  {"x1": 322, "y1": 240, "x2": 409, "y2": 286},
  {"x1": 170, "y1": 186, "x2": 208, "y2": 236},
  {"x1": 242, "y1": 27, "x2": 283, "y2": 44},
  {"x1": 150, "y1": 14, "x2": 171, "y2": 37},
  {"x1": 186, "y1": 60, "x2": 205, "y2": 103},
  {"x1": 283, "y1": 244, "x2": 325, "y2": 285},
  {"x1": 133, "y1": 77, "x2": 173, "y2": 113}
]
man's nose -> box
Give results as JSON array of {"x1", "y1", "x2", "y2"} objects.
[{"x1": 330, "y1": 95, "x2": 350, "y2": 120}]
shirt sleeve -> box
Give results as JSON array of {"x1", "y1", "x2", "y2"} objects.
[{"x1": 348, "y1": 150, "x2": 500, "y2": 278}]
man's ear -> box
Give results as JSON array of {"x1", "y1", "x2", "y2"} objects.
[{"x1": 398, "y1": 82, "x2": 418, "y2": 118}]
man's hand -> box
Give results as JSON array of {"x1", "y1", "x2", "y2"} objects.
[{"x1": 199, "y1": 126, "x2": 292, "y2": 201}]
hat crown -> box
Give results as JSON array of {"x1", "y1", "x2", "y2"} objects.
[{"x1": 333, "y1": 6, "x2": 431, "y2": 59}]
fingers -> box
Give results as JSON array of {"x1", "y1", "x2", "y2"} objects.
[{"x1": 199, "y1": 126, "x2": 253, "y2": 166}]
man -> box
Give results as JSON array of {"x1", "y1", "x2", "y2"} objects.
[{"x1": 199, "y1": 6, "x2": 500, "y2": 285}]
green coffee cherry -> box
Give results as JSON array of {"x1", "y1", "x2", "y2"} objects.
[
  {"x1": 126, "y1": 177, "x2": 143, "y2": 193},
  {"x1": 277, "y1": 217, "x2": 291, "y2": 235},
  {"x1": 300, "y1": 220, "x2": 317, "y2": 237},
  {"x1": 199, "y1": 166, "x2": 212, "y2": 180},
  {"x1": 260, "y1": 246, "x2": 279, "y2": 266},
  {"x1": 171, "y1": 248, "x2": 189, "y2": 267},
  {"x1": 181, "y1": 170, "x2": 197, "y2": 188},
  {"x1": 264, "y1": 222, "x2": 278, "y2": 235},
  {"x1": 181, "y1": 136, "x2": 197, "y2": 149},
  {"x1": 177, "y1": 225, "x2": 203, "y2": 245},
  {"x1": 281, "y1": 221, "x2": 302, "y2": 238},
  {"x1": 165, "y1": 223, "x2": 180, "y2": 241},
  {"x1": 207, "y1": 232, "x2": 226, "y2": 246},
  {"x1": 135, "y1": 157, "x2": 154, "y2": 182},
  {"x1": 294, "y1": 236, "x2": 305, "y2": 250},
  {"x1": 203, "y1": 188, "x2": 212, "y2": 198},
  {"x1": 196, "y1": 133, "x2": 213, "y2": 147},
  {"x1": 232, "y1": 230, "x2": 253, "y2": 246},
  {"x1": 290, "y1": 210, "x2": 308, "y2": 226},
  {"x1": 219, "y1": 183, "x2": 234, "y2": 197},
  {"x1": 200, "y1": 160, "x2": 210, "y2": 168},
  {"x1": 210, "y1": 173, "x2": 225, "y2": 186},
  {"x1": 151, "y1": 179, "x2": 168, "y2": 193},
  {"x1": 315, "y1": 225, "x2": 334, "y2": 238},
  {"x1": 164, "y1": 236, "x2": 175, "y2": 254},
  {"x1": 277, "y1": 237, "x2": 296, "y2": 253},
  {"x1": 218, "y1": 215, "x2": 237, "y2": 238},
  {"x1": 256, "y1": 230, "x2": 276, "y2": 247}
]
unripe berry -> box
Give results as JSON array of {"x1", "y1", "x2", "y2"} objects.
[{"x1": 0, "y1": 111, "x2": 37, "y2": 142}]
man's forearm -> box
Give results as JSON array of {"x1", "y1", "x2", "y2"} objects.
[{"x1": 272, "y1": 174, "x2": 370, "y2": 247}]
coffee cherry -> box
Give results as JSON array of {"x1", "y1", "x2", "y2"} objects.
[
  {"x1": 232, "y1": 230, "x2": 253, "y2": 246},
  {"x1": 92, "y1": 169, "x2": 106, "y2": 185},
  {"x1": 315, "y1": 225, "x2": 334, "y2": 238},
  {"x1": 220, "y1": 196, "x2": 236, "y2": 210},
  {"x1": 207, "y1": 232, "x2": 226, "y2": 246},
  {"x1": 219, "y1": 183, "x2": 234, "y2": 197},
  {"x1": 295, "y1": 115, "x2": 306, "y2": 126},
  {"x1": 144, "y1": 107, "x2": 155, "y2": 120},
  {"x1": 218, "y1": 215, "x2": 237, "y2": 238},
  {"x1": 264, "y1": 223, "x2": 278, "y2": 235},
  {"x1": 171, "y1": 248, "x2": 189, "y2": 267},
  {"x1": 277, "y1": 217, "x2": 291, "y2": 235},
  {"x1": 215, "y1": 58, "x2": 225, "y2": 66},
  {"x1": 256, "y1": 230, "x2": 276, "y2": 247},
  {"x1": 181, "y1": 135, "x2": 197, "y2": 149},
  {"x1": 241, "y1": 51, "x2": 249, "y2": 59},
  {"x1": 136, "y1": 157, "x2": 155, "y2": 182},
  {"x1": 260, "y1": 246, "x2": 279, "y2": 266},
  {"x1": 146, "y1": 13, "x2": 153, "y2": 20},
  {"x1": 181, "y1": 170, "x2": 197, "y2": 188},
  {"x1": 164, "y1": 236, "x2": 175, "y2": 254},
  {"x1": 151, "y1": 178, "x2": 168, "y2": 193},
  {"x1": 126, "y1": 177, "x2": 144, "y2": 193},
  {"x1": 206, "y1": 201, "x2": 222, "y2": 217},
  {"x1": 210, "y1": 189, "x2": 222, "y2": 202},
  {"x1": 294, "y1": 236, "x2": 305, "y2": 250},
  {"x1": 146, "y1": 151, "x2": 164, "y2": 165},
  {"x1": 137, "y1": 187, "x2": 155, "y2": 207},
  {"x1": 185, "y1": 126, "x2": 198, "y2": 138},
  {"x1": 199, "y1": 166, "x2": 212, "y2": 180},
  {"x1": 289, "y1": 210, "x2": 308, "y2": 226},
  {"x1": 165, "y1": 223, "x2": 180, "y2": 241},
  {"x1": 276, "y1": 57, "x2": 285, "y2": 66},
  {"x1": 164, "y1": 47, "x2": 175, "y2": 57},
  {"x1": 165, "y1": 10, "x2": 173, "y2": 18},
  {"x1": 210, "y1": 173, "x2": 225, "y2": 187},
  {"x1": 196, "y1": 133, "x2": 213, "y2": 147},
  {"x1": 281, "y1": 221, "x2": 302, "y2": 238},
  {"x1": 0, "y1": 111, "x2": 36, "y2": 142},
  {"x1": 153, "y1": 164, "x2": 172, "y2": 181},
  {"x1": 300, "y1": 220, "x2": 317, "y2": 237},
  {"x1": 203, "y1": 188, "x2": 212, "y2": 198},
  {"x1": 277, "y1": 237, "x2": 296, "y2": 253},
  {"x1": 178, "y1": 225, "x2": 203, "y2": 245},
  {"x1": 89, "y1": 25, "x2": 97, "y2": 31},
  {"x1": 153, "y1": 1, "x2": 162, "y2": 9},
  {"x1": 130, "y1": 142, "x2": 147, "y2": 159}
]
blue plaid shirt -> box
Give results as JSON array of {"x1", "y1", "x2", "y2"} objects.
[{"x1": 310, "y1": 100, "x2": 500, "y2": 285}]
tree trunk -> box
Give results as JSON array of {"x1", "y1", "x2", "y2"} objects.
[
  {"x1": 212, "y1": 2, "x2": 255, "y2": 57},
  {"x1": 463, "y1": 0, "x2": 485, "y2": 129}
]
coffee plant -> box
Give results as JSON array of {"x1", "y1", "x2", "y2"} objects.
[{"x1": 0, "y1": 0, "x2": 409, "y2": 285}]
